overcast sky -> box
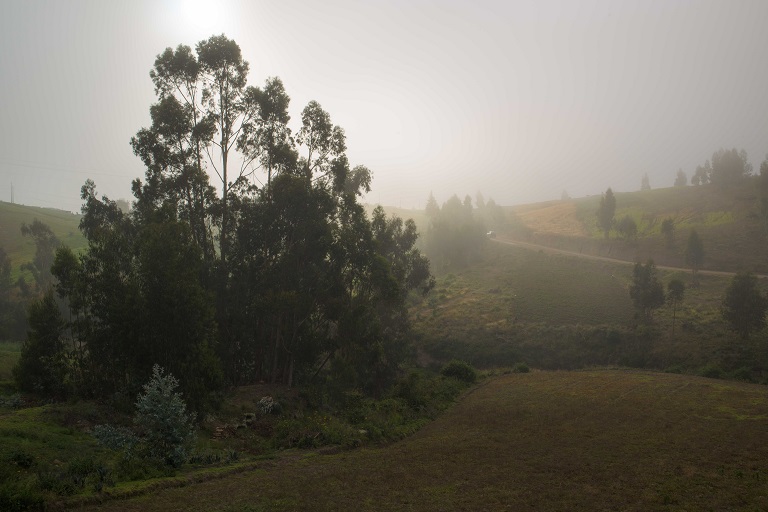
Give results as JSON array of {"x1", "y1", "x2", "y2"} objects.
[{"x1": 2, "y1": 0, "x2": 768, "y2": 212}]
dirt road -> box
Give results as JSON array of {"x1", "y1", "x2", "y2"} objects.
[{"x1": 492, "y1": 236, "x2": 764, "y2": 278}]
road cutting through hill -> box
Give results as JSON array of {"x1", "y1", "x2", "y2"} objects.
[{"x1": 492, "y1": 236, "x2": 768, "y2": 279}]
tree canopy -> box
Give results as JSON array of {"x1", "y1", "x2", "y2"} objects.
[
  {"x1": 722, "y1": 273, "x2": 767, "y2": 339},
  {"x1": 710, "y1": 148, "x2": 752, "y2": 187},
  {"x1": 629, "y1": 260, "x2": 665, "y2": 322},
  {"x1": 596, "y1": 187, "x2": 616, "y2": 239},
  {"x1": 667, "y1": 279, "x2": 685, "y2": 336},
  {"x1": 24, "y1": 35, "x2": 434, "y2": 411},
  {"x1": 424, "y1": 194, "x2": 487, "y2": 271}
]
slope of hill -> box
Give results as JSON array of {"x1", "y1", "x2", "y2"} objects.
[
  {"x1": 0, "y1": 201, "x2": 85, "y2": 279},
  {"x1": 77, "y1": 370, "x2": 768, "y2": 511},
  {"x1": 505, "y1": 181, "x2": 768, "y2": 273},
  {"x1": 410, "y1": 241, "x2": 751, "y2": 373}
]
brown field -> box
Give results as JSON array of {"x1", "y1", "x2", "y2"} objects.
[{"x1": 74, "y1": 370, "x2": 768, "y2": 511}]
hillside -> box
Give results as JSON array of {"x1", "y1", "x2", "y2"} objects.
[
  {"x1": 410, "y1": 241, "x2": 760, "y2": 375},
  {"x1": 0, "y1": 201, "x2": 85, "y2": 280},
  {"x1": 504, "y1": 180, "x2": 768, "y2": 273},
  {"x1": 77, "y1": 370, "x2": 768, "y2": 511}
]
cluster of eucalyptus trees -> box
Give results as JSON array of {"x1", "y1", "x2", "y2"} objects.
[{"x1": 46, "y1": 36, "x2": 433, "y2": 409}]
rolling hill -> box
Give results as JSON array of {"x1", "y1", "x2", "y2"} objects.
[
  {"x1": 503, "y1": 180, "x2": 768, "y2": 274},
  {"x1": 0, "y1": 201, "x2": 85, "y2": 280}
]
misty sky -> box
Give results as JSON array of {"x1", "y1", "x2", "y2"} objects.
[{"x1": 1, "y1": 0, "x2": 768, "y2": 213}]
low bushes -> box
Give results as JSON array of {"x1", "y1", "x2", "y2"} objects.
[{"x1": 440, "y1": 360, "x2": 477, "y2": 383}]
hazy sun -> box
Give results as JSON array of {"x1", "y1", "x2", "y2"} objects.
[{"x1": 176, "y1": 0, "x2": 231, "y2": 37}]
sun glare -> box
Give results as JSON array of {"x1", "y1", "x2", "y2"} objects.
[{"x1": 176, "y1": 0, "x2": 231, "y2": 38}]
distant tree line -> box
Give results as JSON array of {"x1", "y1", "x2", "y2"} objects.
[
  {"x1": 423, "y1": 192, "x2": 505, "y2": 271},
  {"x1": 14, "y1": 35, "x2": 434, "y2": 410},
  {"x1": 672, "y1": 147, "x2": 763, "y2": 188}
]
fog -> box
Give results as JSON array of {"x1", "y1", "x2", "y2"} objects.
[{"x1": 2, "y1": 0, "x2": 768, "y2": 212}]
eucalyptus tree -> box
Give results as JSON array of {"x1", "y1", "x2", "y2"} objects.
[
  {"x1": 134, "y1": 35, "x2": 260, "y2": 269},
  {"x1": 596, "y1": 187, "x2": 616, "y2": 239},
  {"x1": 629, "y1": 259, "x2": 665, "y2": 322},
  {"x1": 130, "y1": 94, "x2": 218, "y2": 268},
  {"x1": 54, "y1": 35, "x2": 434, "y2": 403},
  {"x1": 297, "y1": 101, "x2": 347, "y2": 189},
  {"x1": 195, "y1": 35, "x2": 259, "y2": 265},
  {"x1": 48, "y1": 181, "x2": 221, "y2": 410},
  {"x1": 667, "y1": 279, "x2": 685, "y2": 336},
  {"x1": 661, "y1": 218, "x2": 675, "y2": 248},
  {"x1": 710, "y1": 148, "x2": 752, "y2": 188},
  {"x1": 237, "y1": 77, "x2": 296, "y2": 198},
  {"x1": 722, "y1": 273, "x2": 767, "y2": 339}
]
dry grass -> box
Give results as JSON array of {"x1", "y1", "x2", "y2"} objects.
[
  {"x1": 514, "y1": 200, "x2": 587, "y2": 237},
  {"x1": 505, "y1": 181, "x2": 768, "y2": 273},
  {"x1": 73, "y1": 370, "x2": 768, "y2": 511}
]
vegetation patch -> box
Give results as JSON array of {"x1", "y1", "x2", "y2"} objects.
[{"x1": 73, "y1": 371, "x2": 768, "y2": 512}]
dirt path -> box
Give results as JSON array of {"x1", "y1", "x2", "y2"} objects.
[{"x1": 492, "y1": 236, "x2": 766, "y2": 278}]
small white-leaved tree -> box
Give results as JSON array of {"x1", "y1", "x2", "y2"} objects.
[{"x1": 134, "y1": 364, "x2": 196, "y2": 468}]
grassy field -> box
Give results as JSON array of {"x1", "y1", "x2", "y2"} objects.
[
  {"x1": 506, "y1": 181, "x2": 768, "y2": 273},
  {"x1": 411, "y1": 241, "x2": 761, "y2": 372},
  {"x1": 73, "y1": 370, "x2": 768, "y2": 511},
  {"x1": 0, "y1": 201, "x2": 85, "y2": 281}
]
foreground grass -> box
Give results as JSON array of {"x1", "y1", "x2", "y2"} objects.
[
  {"x1": 0, "y1": 370, "x2": 469, "y2": 509},
  {"x1": 76, "y1": 370, "x2": 768, "y2": 511}
]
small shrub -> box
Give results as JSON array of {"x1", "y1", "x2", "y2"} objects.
[
  {"x1": 512, "y1": 362, "x2": 530, "y2": 373},
  {"x1": 730, "y1": 367, "x2": 754, "y2": 383},
  {"x1": 258, "y1": 396, "x2": 281, "y2": 415},
  {"x1": 0, "y1": 394, "x2": 23, "y2": 409},
  {"x1": 0, "y1": 482, "x2": 46, "y2": 512},
  {"x1": 440, "y1": 360, "x2": 477, "y2": 383},
  {"x1": 134, "y1": 365, "x2": 196, "y2": 468},
  {"x1": 114, "y1": 455, "x2": 173, "y2": 482},
  {"x1": 10, "y1": 450, "x2": 34, "y2": 469},
  {"x1": 91, "y1": 424, "x2": 139, "y2": 455},
  {"x1": 700, "y1": 364, "x2": 724, "y2": 379},
  {"x1": 188, "y1": 451, "x2": 223, "y2": 465},
  {"x1": 273, "y1": 418, "x2": 322, "y2": 449}
]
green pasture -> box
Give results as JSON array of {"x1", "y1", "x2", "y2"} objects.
[{"x1": 0, "y1": 201, "x2": 85, "y2": 281}]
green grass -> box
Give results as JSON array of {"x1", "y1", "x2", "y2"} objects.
[
  {"x1": 0, "y1": 401, "x2": 121, "y2": 509},
  {"x1": 73, "y1": 370, "x2": 768, "y2": 511},
  {"x1": 0, "y1": 201, "x2": 85, "y2": 281},
  {"x1": 0, "y1": 369, "x2": 472, "y2": 509}
]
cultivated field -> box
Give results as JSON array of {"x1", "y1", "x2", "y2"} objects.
[{"x1": 75, "y1": 370, "x2": 768, "y2": 511}]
